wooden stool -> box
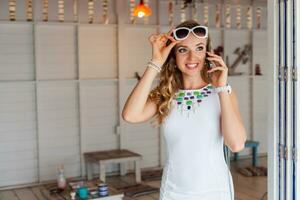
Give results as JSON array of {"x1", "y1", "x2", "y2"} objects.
[
  {"x1": 233, "y1": 140, "x2": 260, "y2": 166},
  {"x1": 84, "y1": 149, "x2": 142, "y2": 183}
]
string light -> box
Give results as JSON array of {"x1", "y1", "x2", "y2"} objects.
[{"x1": 133, "y1": 0, "x2": 152, "y2": 18}]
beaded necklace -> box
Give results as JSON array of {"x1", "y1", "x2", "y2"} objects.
[{"x1": 173, "y1": 84, "x2": 214, "y2": 117}]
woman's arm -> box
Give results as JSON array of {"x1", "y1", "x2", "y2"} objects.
[
  {"x1": 219, "y1": 89, "x2": 247, "y2": 152},
  {"x1": 205, "y1": 52, "x2": 247, "y2": 152},
  {"x1": 122, "y1": 67, "x2": 159, "y2": 123},
  {"x1": 122, "y1": 29, "x2": 179, "y2": 123}
]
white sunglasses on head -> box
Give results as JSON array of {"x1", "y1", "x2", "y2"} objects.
[{"x1": 172, "y1": 25, "x2": 208, "y2": 40}]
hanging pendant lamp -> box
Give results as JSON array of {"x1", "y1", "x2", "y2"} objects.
[{"x1": 133, "y1": 0, "x2": 152, "y2": 18}]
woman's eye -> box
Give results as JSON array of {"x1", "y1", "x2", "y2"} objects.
[
  {"x1": 178, "y1": 48, "x2": 187, "y2": 53},
  {"x1": 196, "y1": 46, "x2": 204, "y2": 51}
]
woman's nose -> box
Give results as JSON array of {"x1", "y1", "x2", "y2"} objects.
[{"x1": 187, "y1": 50, "x2": 197, "y2": 60}]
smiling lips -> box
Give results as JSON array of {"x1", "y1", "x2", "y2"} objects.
[{"x1": 185, "y1": 63, "x2": 198, "y2": 70}]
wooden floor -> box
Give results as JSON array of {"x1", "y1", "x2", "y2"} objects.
[{"x1": 0, "y1": 156, "x2": 267, "y2": 200}]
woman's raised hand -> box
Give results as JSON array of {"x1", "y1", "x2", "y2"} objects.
[{"x1": 148, "y1": 28, "x2": 179, "y2": 66}]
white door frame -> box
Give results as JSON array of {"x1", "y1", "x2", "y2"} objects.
[{"x1": 268, "y1": 0, "x2": 300, "y2": 199}]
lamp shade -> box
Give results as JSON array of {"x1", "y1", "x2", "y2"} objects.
[{"x1": 133, "y1": 0, "x2": 152, "y2": 18}]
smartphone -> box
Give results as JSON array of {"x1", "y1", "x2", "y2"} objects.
[
  {"x1": 205, "y1": 40, "x2": 214, "y2": 69},
  {"x1": 205, "y1": 59, "x2": 213, "y2": 69},
  {"x1": 205, "y1": 53, "x2": 213, "y2": 70}
]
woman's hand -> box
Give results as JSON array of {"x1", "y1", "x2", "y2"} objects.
[
  {"x1": 148, "y1": 28, "x2": 179, "y2": 66},
  {"x1": 206, "y1": 51, "x2": 228, "y2": 87}
]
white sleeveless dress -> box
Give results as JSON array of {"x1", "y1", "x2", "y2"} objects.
[{"x1": 159, "y1": 84, "x2": 234, "y2": 200}]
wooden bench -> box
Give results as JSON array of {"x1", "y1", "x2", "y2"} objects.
[
  {"x1": 84, "y1": 149, "x2": 142, "y2": 183},
  {"x1": 233, "y1": 140, "x2": 260, "y2": 166}
]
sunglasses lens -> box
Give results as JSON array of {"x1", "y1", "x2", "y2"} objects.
[
  {"x1": 193, "y1": 27, "x2": 207, "y2": 37},
  {"x1": 175, "y1": 28, "x2": 189, "y2": 40}
]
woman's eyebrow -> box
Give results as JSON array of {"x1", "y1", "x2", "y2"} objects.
[
  {"x1": 177, "y1": 43, "x2": 205, "y2": 48},
  {"x1": 196, "y1": 42, "x2": 205, "y2": 46}
]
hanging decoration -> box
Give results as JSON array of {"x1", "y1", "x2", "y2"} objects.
[
  {"x1": 58, "y1": 0, "x2": 64, "y2": 22},
  {"x1": 203, "y1": 3, "x2": 209, "y2": 26},
  {"x1": 236, "y1": 4, "x2": 241, "y2": 29},
  {"x1": 88, "y1": 0, "x2": 94, "y2": 24},
  {"x1": 225, "y1": 3, "x2": 231, "y2": 28},
  {"x1": 246, "y1": 6, "x2": 252, "y2": 29},
  {"x1": 215, "y1": 3, "x2": 221, "y2": 28},
  {"x1": 133, "y1": 0, "x2": 152, "y2": 18},
  {"x1": 254, "y1": 64, "x2": 263, "y2": 75},
  {"x1": 180, "y1": 0, "x2": 186, "y2": 23},
  {"x1": 226, "y1": 44, "x2": 252, "y2": 76},
  {"x1": 26, "y1": 0, "x2": 33, "y2": 21},
  {"x1": 256, "y1": 7, "x2": 262, "y2": 29},
  {"x1": 43, "y1": 0, "x2": 48, "y2": 22},
  {"x1": 143, "y1": 0, "x2": 149, "y2": 24},
  {"x1": 102, "y1": 0, "x2": 109, "y2": 24},
  {"x1": 192, "y1": 0, "x2": 197, "y2": 21},
  {"x1": 130, "y1": 0, "x2": 136, "y2": 24},
  {"x1": 73, "y1": 0, "x2": 78, "y2": 22},
  {"x1": 8, "y1": 0, "x2": 16, "y2": 21},
  {"x1": 168, "y1": 0, "x2": 174, "y2": 27}
]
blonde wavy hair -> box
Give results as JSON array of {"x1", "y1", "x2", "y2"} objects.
[{"x1": 148, "y1": 20, "x2": 213, "y2": 127}]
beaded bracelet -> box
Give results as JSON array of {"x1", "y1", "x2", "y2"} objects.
[
  {"x1": 148, "y1": 64, "x2": 161, "y2": 73},
  {"x1": 147, "y1": 60, "x2": 162, "y2": 72}
]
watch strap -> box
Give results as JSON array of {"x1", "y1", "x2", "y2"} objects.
[{"x1": 214, "y1": 84, "x2": 232, "y2": 94}]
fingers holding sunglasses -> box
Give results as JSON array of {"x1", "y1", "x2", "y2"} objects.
[
  {"x1": 165, "y1": 35, "x2": 177, "y2": 43},
  {"x1": 149, "y1": 33, "x2": 179, "y2": 64},
  {"x1": 151, "y1": 33, "x2": 170, "y2": 43},
  {"x1": 149, "y1": 34, "x2": 160, "y2": 43}
]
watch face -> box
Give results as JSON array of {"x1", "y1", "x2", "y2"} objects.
[
  {"x1": 214, "y1": 85, "x2": 232, "y2": 93},
  {"x1": 227, "y1": 85, "x2": 232, "y2": 93}
]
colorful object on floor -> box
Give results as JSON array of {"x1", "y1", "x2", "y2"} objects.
[
  {"x1": 133, "y1": 0, "x2": 152, "y2": 18},
  {"x1": 98, "y1": 183, "x2": 109, "y2": 197},
  {"x1": 233, "y1": 140, "x2": 260, "y2": 166},
  {"x1": 78, "y1": 187, "x2": 88, "y2": 199},
  {"x1": 174, "y1": 84, "x2": 214, "y2": 116},
  {"x1": 57, "y1": 164, "x2": 66, "y2": 190}
]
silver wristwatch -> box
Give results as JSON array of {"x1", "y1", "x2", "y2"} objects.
[{"x1": 214, "y1": 84, "x2": 232, "y2": 94}]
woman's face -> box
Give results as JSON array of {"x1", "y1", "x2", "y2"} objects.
[{"x1": 174, "y1": 33, "x2": 207, "y2": 77}]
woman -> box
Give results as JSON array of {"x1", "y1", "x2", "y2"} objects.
[{"x1": 122, "y1": 20, "x2": 247, "y2": 200}]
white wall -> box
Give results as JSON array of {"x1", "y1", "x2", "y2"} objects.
[{"x1": 0, "y1": 0, "x2": 268, "y2": 187}]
